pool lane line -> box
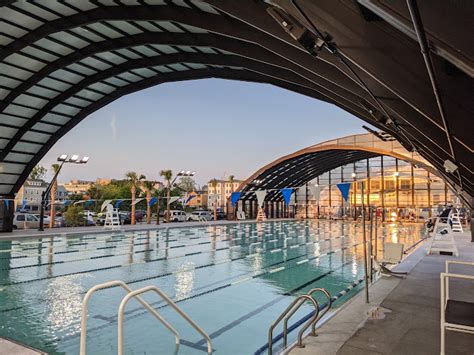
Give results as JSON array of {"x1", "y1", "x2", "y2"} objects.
[
  {"x1": 58, "y1": 251, "x2": 362, "y2": 348},
  {"x1": 0, "y1": 239, "x2": 362, "y2": 314},
  {"x1": 0, "y1": 228, "x2": 344, "y2": 271}
]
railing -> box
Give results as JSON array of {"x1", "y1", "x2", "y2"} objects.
[
  {"x1": 268, "y1": 288, "x2": 332, "y2": 355},
  {"x1": 118, "y1": 285, "x2": 212, "y2": 355},
  {"x1": 80, "y1": 280, "x2": 212, "y2": 355}
]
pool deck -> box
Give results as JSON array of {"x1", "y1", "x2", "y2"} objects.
[
  {"x1": 289, "y1": 230, "x2": 474, "y2": 355},
  {"x1": 0, "y1": 218, "x2": 294, "y2": 240},
  {"x1": 0, "y1": 338, "x2": 45, "y2": 355}
]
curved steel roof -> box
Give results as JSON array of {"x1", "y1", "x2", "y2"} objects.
[
  {"x1": 237, "y1": 133, "x2": 439, "y2": 202},
  {"x1": 0, "y1": 1, "x2": 472, "y2": 201}
]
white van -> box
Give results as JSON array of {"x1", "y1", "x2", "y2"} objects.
[
  {"x1": 13, "y1": 213, "x2": 40, "y2": 229},
  {"x1": 168, "y1": 210, "x2": 187, "y2": 222},
  {"x1": 188, "y1": 211, "x2": 213, "y2": 221}
]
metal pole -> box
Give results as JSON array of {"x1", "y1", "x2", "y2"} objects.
[
  {"x1": 368, "y1": 207, "x2": 374, "y2": 282},
  {"x1": 374, "y1": 209, "x2": 378, "y2": 260},
  {"x1": 361, "y1": 182, "x2": 369, "y2": 303},
  {"x1": 39, "y1": 161, "x2": 64, "y2": 231}
]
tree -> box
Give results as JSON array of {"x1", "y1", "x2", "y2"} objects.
[
  {"x1": 141, "y1": 180, "x2": 156, "y2": 224},
  {"x1": 125, "y1": 172, "x2": 145, "y2": 225},
  {"x1": 177, "y1": 176, "x2": 196, "y2": 192},
  {"x1": 29, "y1": 165, "x2": 47, "y2": 180},
  {"x1": 49, "y1": 163, "x2": 60, "y2": 228},
  {"x1": 228, "y1": 175, "x2": 235, "y2": 220},
  {"x1": 64, "y1": 205, "x2": 84, "y2": 227},
  {"x1": 160, "y1": 170, "x2": 173, "y2": 222},
  {"x1": 209, "y1": 178, "x2": 218, "y2": 221}
]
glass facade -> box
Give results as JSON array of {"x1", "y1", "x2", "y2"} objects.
[{"x1": 297, "y1": 156, "x2": 457, "y2": 221}]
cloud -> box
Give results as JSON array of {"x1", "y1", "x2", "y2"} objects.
[{"x1": 110, "y1": 113, "x2": 117, "y2": 141}]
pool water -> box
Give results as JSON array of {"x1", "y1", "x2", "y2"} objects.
[{"x1": 0, "y1": 220, "x2": 426, "y2": 354}]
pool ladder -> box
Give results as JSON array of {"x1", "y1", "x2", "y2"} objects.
[
  {"x1": 268, "y1": 288, "x2": 332, "y2": 355},
  {"x1": 80, "y1": 280, "x2": 213, "y2": 355}
]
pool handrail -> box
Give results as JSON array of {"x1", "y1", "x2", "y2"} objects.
[
  {"x1": 306, "y1": 288, "x2": 332, "y2": 335},
  {"x1": 282, "y1": 295, "x2": 320, "y2": 348},
  {"x1": 117, "y1": 285, "x2": 213, "y2": 355},
  {"x1": 268, "y1": 294, "x2": 319, "y2": 355},
  {"x1": 80, "y1": 280, "x2": 180, "y2": 355}
]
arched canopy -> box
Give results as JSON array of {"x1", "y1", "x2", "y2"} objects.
[
  {"x1": 0, "y1": 0, "x2": 472, "y2": 200},
  {"x1": 237, "y1": 133, "x2": 439, "y2": 202}
]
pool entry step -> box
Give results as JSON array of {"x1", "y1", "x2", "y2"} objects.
[{"x1": 80, "y1": 280, "x2": 213, "y2": 355}]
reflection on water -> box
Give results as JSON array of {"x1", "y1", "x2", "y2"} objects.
[{"x1": 174, "y1": 261, "x2": 195, "y2": 301}]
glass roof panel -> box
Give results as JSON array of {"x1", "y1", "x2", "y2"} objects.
[
  {"x1": 22, "y1": 131, "x2": 50, "y2": 144},
  {"x1": 152, "y1": 65, "x2": 173, "y2": 73},
  {"x1": 49, "y1": 32, "x2": 90, "y2": 49},
  {"x1": 0, "y1": 89, "x2": 9, "y2": 100},
  {"x1": 179, "y1": 24, "x2": 208, "y2": 33},
  {"x1": 4, "y1": 53, "x2": 46, "y2": 72},
  {"x1": 172, "y1": 0, "x2": 191, "y2": 8},
  {"x1": 63, "y1": 97, "x2": 91, "y2": 107},
  {"x1": 0, "y1": 114, "x2": 27, "y2": 127},
  {"x1": 94, "y1": 51, "x2": 127, "y2": 64},
  {"x1": 143, "y1": 0, "x2": 166, "y2": 5},
  {"x1": 27, "y1": 86, "x2": 59, "y2": 99},
  {"x1": 130, "y1": 68, "x2": 157, "y2": 78},
  {"x1": 132, "y1": 21, "x2": 162, "y2": 32},
  {"x1": 0, "y1": 139, "x2": 7, "y2": 150},
  {"x1": 119, "y1": 0, "x2": 142, "y2": 5},
  {"x1": 0, "y1": 63, "x2": 32, "y2": 81},
  {"x1": 0, "y1": 173, "x2": 18, "y2": 184},
  {"x1": 0, "y1": 127, "x2": 18, "y2": 139},
  {"x1": 87, "y1": 82, "x2": 116, "y2": 94},
  {"x1": 0, "y1": 21, "x2": 27, "y2": 39},
  {"x1": 33, "y1": 122, "x2": 60, "y2": 133},
  {"x1": 132, "y1": 46, "x2": 159, "y2": 57},
  {"x1": 114, "y1": 48, "x2": 142, "y2": 60},
  {"x1": 175, "y1": 46, "x2": 197, "y2": 53},
  {"x1": 13, "y1": 2, "x2": 60, "y2": 21},
  {"x1": 37, "y1": 78, "x2": 72, "y2": 91},
  {"x1": 52, "y1": 104, "x2": 81, "y2": 116},
  {"x1": 0, "y1": 162, "x2": 25, "y2": 174},
  {"x1": 0, "y1": 34, "x2": 13, "y2": 46},
  {"x1": 66, "y1": 63, "x2": 98, "y2": 76},
  {"x1": 76, "y1": 89, "x2": 104, "y2": 101},
  {"x1": 62, "y1": 0, "x2": 98, "y2": 11},
  {"x1": 104, "y1": 77, "x2": 129, "y2": 87},
  {"x1": 4, "y1": 153, "x2": 31, "y2": 164},
  {"x1": 21, "y1": 46, "x2": 59, "y2": 62},
  {"x1": 116, "y1": 72, "x2": 142, "y2": 82},
  {"x1": 11, "y1": 141, "x2": 41, "y2": 154},
  {"x1": 0, "y1": 186, "x2": 13, "y2": 194},
  {"x1": 70, "y1": 27, "x2": 106, "y2": 43},
  {"x1": 36, "y1": 1, "x2": 78, "y2": 16},
  {"x1": 149, "y1": 44, "x2": 178, "y2": 54},
  {"x1": 107, "y1": 21, "x2": 143, "y2": 35},
  {"x1": 35, "y1": 38, "x2": 74, "y2": 56},
  {"x1": 183, "y1": 63, "x2": 207, "y2": 70},
  {"x1": 156, "y1": 22, "x2": 184, "y2": 33},
  {"x1": 4, "y1": 104, "x2": 37, "y2": 118},
  {"x1": 87, "y1": 23, "x2": 123, "y2": 39},
  {"x1": 167, "y1": 63, "x2": 188, "y2": 71},
  {"x1": 1, "y1": 8, "x2": 43, "y2": 30},
  {"x1": 12, "y1": 94, "x2": 48, "y2": 110},
  {"x1": 79, "y1": 57, "x2": 112, "y2": 71},
  {"x1": 49, "y1": 70, "x2": 85, "y2": 84},
  {"x1": 189, "y1": 1, "x2": 220, "y2": 15},
  {"x1": 196, "y1": 47, "x2": 216, "y2": 54},
  {"x1": 1, "y1": 76, "x2": 21, "y2": 89},
  {"x1": 42, "y1": 113, "x2": 70, "y2": 125}
]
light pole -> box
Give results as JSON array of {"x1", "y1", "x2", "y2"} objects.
[
  {"x1": 165, "y1": 170, "x2": 195, "y2": 222},
  {"x1": 38, "y1": 154, "x2": 89, "y2": 231}
]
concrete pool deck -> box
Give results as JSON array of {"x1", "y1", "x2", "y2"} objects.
[{"x1": 289, "y1": 230, "x2": 474, "y2": 355}]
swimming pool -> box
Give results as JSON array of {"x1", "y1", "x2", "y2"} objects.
[{"x1": 0, "y1": 220, "x2": 426, "y2": 354}]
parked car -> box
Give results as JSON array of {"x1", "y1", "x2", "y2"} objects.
[
  {"x1": 119, "y1": 212, "x2": 131, "y2": 225},
  {"x1": 188, "y1": 211, "x2": 213, "y2": 221},
  {"x1": 134, "y1": 210, "x2": 146, "y2": 222},
  {"x1": 33, "y1": 214, "x2": 65, "y2": 228},
  {"x1": 13, "y1": 213, "x2": 39, "y2": 229},
  {"x1": 166, "y1": 210, "x2": 187, "y2": 222}
]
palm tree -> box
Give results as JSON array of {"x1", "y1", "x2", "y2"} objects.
[
  {"x1": 126, "y1": 171, "x2": 146, "y2": 225},
  {"x1": 141, "y1": 180, "x2": 155, "y2": 224},
  {"x1": 228, "y1": 175, "x2": 235, "y2": 220},
  {"x1": 209, "y1": 178, "x2": 218, "y2": 221},
  {"x1": 49, "y1": 163, "x2": 60, "y2": 228},
  {"x1": 160, "y1": 170, "x2": 173, "y2": 222}
]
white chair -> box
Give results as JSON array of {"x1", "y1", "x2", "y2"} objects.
[{"x1": 440, "y1": 260, "x2": 474, "y2": 355}]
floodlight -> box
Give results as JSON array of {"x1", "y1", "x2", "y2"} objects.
[
  {"x1": 57, "y1": 154, "x2": 68, "y2": 162},
  {"x1": 393, "y1": 171, "x2": 400, "y2": 177},
  {"x1": 186, "y1": 171, "x2": 191, "y2": 175},
  {"x1": 80, "y1": 156, "x2": 89, "y2": 164},
  {"x1": 69, "y1": 154, "x2": 79, "y2": 162},
  {"x1": 191, "y1": 171, "x2": 196, "y2": 176},
  {"x1": 351, "y1": 173, "x2": 356, "y2": 178}
]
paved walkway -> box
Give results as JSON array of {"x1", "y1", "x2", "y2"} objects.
[{"x1": 290, "y1": 230, "x2": 474, "y2": 355}]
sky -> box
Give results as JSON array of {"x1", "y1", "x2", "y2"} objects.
[{"x1": 39, "y1": 79, "x2": 370, "y2": 187}]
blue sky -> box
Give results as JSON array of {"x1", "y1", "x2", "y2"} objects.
[{"x1": 40, "y1": 79, "x2": 370, "y2": 187}]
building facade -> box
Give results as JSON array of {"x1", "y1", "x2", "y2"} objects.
[
  {"x1": 15, "y1": 179, "x2": 68, "y2": 212},
  {"x1": 186, "y1": 191, "x2": 208, "y2": 209},
  {"x1": 207, "y1": 179, "x2": 242, "y2": 212}
]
